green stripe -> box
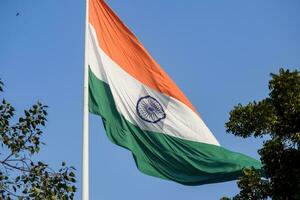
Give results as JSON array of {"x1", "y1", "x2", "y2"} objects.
[{"x1": 89, "y1": 69, "x2": 262, "y2": 185}]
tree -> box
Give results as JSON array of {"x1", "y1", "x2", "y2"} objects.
[
  {"x1": 221, "y1": 69, "x2": 300, "y2": 200},
  {"x1": 0, "y1": 80, "x2": 76, "y2": 200}
]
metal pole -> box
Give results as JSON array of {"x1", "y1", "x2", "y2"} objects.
[{"x1": 82, "y1": 0, "x2": 89, "y2": 199}]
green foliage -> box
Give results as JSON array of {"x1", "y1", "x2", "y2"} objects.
[
  {"x1": 220, "y1": 198, "x2": 231, "y2": 200},
  {"x1": 225, "y1": 99, "x2": 276, "y2": 138},
  {"x1": 0, "y1": 80, "x2": 3, "y2": 92},
  {"x1": 0, "y1": 80, "x2": 76, "y2": 199},
  {"x1": 221, "y1": 69, "x2": 300, "y2": 200},
  {"x1": 231, "y1": 168, "x2": 270, "y2": 200}
]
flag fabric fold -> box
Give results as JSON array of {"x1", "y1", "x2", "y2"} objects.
[{"x1": 87, "y1": 0, "x2": 261, "y2": 185}]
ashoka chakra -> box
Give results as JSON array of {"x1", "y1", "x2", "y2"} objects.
[{"x1": 136, "y1": 95, "x2": 166, "y2": 123}]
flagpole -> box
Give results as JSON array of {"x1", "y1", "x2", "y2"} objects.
[{"x1": 82, "y1": 0, "x2": 89, "y2": 199}]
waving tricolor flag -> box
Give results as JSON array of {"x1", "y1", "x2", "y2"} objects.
[{"x1": 86, "y1": 0, "x2": 261, "y2": 186}]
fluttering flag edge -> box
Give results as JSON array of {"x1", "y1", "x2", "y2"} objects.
[{"x1": 88, "y1": 69, "x2": 262, "y2": 185}]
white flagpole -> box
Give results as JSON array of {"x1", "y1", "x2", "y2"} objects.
[{"x1": 82, "y1": 0, "x2": 89, "y2": 199}]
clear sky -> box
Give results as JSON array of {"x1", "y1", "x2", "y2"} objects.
[{"x1": 1, "y1": 0, "x2": 299, "y2": 199}]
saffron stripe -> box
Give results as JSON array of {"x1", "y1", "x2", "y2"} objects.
[{"x1": 89, "y1": 0, "x2": 196, "y2": 112}]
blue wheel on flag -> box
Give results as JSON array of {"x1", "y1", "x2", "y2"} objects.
[{"x1": 136, "y1": 95, "x2": 166, "y2": 123}]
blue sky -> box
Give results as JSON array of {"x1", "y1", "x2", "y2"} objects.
[{"x1": 1, "y1": 0, "x2": 299, "y2": 199}]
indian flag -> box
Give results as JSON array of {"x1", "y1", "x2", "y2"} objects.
[{"x1": 87, "y1": 0, "x2": 261, "y2": 185}]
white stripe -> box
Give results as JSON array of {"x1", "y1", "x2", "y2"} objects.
[{"x1": 87, "y1": 24, "x2": 220, "y2": 146}]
